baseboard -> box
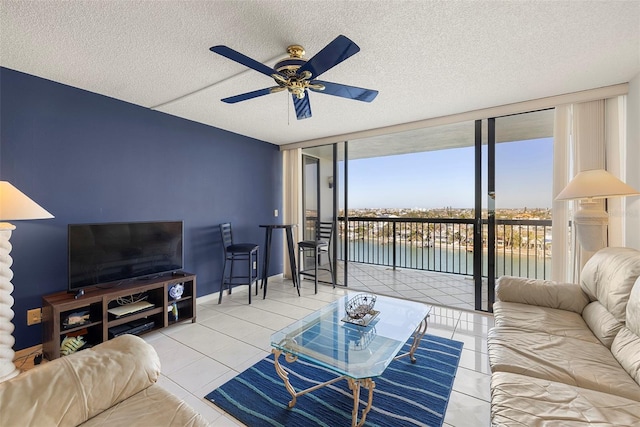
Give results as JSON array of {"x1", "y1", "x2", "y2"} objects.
[
  {"x1": 196, "y1": 273, "x2": 283, "y2": 305},
  {"x1": 196, "y1": 292, "x2": 220, "y2": 304}
]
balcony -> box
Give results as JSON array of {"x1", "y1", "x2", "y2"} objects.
[{"x1": 305, "y1": 216, "x2": 552, "y2": 311}]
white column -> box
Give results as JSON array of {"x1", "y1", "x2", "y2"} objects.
[
  {"x1": 573, "y1": 100, "x2": 606, "y2": 271},
  {"x1": 551, "y1": 105, "x2": 571, "y2": 282},
  {"x1": 282, "y1": 148, "x2": 302, "y2": 279},
  {"x1": 625, "y1": 73, "x2": 640, "y2": 250},
  {"x1": 605, "y1": 96, "x2": 627, "y2": 247}
]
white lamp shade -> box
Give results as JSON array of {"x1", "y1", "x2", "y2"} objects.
[
  {"x1": 0, "y1": 181, "x2": 54, "y2": 221},
  {"x1": 555, "y1": 169, "x2": 640, "y2": 201}
]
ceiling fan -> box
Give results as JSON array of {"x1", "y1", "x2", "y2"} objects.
[{"x1": 210, "y1": 35, "x2": 378, "y2": 120}]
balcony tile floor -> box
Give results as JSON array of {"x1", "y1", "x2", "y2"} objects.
[
  {"x1": 313, "y1": 261, "x2": 489, "y2": 311},
  {"x1": 146, "y1": 273, "x2": 493, "y2": 427}
]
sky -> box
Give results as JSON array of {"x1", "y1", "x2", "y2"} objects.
[{"x1": 346, "y1": 137, "x2": 554, "y2": 209}]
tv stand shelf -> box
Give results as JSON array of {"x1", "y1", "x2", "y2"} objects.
[
  {"x1": 42, "y1": 273, "x2": 196, "y2": 360},
  {"x1": 108, "y1": 307, "x2": 164, "y2": 328}
]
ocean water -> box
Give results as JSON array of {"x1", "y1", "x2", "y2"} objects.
[{"x1": 339, "y1": 240, "x2": 551, "y2": 280}]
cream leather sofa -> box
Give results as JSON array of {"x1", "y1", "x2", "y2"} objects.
[
  {"x1": 488, "y1": 247, "x2": 640, "y2": 426},
  {"x1": 0, "y1": 334, "x2": 210, "y2": 426}
]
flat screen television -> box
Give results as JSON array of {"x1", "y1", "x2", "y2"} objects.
[{"x1": 68, "y1": 221, "x2": 183, "y2": 291}]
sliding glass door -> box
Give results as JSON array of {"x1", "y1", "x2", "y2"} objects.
[
  {"x1": 476, "y1": 110, "x2": 554, "y2": 311},
  {"x1": 301, "y1": 144, "x2": 346, "y2": 287}
]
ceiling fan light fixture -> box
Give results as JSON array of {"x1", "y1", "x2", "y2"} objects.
[
  {"x1": 290, "y1": 86, "x2": 305, "y2": 99},
  {"x1": 210, "y1": 35, "x2": 378, "y2": 120}
]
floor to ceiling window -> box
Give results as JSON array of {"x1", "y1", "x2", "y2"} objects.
[{"x1": 300, "y1": 109, "x2": 554, "y2": 312}]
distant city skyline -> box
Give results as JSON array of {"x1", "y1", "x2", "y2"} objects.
[{"x1": 346, "y1": 137, "x2": 553, "y2": 210}]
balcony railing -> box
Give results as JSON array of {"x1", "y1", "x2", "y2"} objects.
[{"x1": 331, "y1": 216, "x2": 552, "y2": 280}]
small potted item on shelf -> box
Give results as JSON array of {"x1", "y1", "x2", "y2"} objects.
[
  {"x1": 169, "y1": 283, "x2": 184, "y2": 300},
  {"x1": 62, "y1": 310, "x2": 90, "y2": 329}
]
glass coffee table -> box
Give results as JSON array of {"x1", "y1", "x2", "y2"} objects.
[{"x1": 270, "y1": 293, "x2": 431, "y2": 427}]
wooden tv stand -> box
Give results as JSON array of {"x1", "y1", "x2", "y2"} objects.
[{"x1": 42, "y1": 273, "x2": 196, "y2": 360}]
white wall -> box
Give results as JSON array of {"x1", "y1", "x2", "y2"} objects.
[{"x1": 626, "y1": 72, "x2": 640, "y2": 250}]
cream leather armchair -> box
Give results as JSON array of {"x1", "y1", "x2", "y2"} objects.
[{"x1": 0, "y1": 334, "x2": 209, "y2": 426}]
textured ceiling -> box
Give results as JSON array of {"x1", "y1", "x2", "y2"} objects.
[{"x1": 1, "y1": 1, "x2": 639, "y2": 146}]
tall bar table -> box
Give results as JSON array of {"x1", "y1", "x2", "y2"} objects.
[{"x1": 259, "y1": 224, "x2": 299, "y2": 298}]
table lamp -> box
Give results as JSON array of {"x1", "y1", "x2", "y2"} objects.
[
  {"x1": 555, "y1": 169, "x2": 639, "y2": 252},
  {"x1": 0, "y1": 181, "x2": 54, "y2": 382}
]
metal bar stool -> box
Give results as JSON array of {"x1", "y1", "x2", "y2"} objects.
[
  {"x1": 219, "y1": 223, "x2": 259, "y2": 304},
  {"x1": 297, "y1": 221, "x2": 336, "y2": 294}
]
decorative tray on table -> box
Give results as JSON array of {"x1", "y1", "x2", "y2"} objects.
[{"x1": 342, "y1": 309, "x2": 380, "y2": 327}]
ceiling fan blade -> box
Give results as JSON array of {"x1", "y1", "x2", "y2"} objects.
[
  {"x1": 221, "y1": 86, "x2": 284, "y2": 104},
  {"x1": 210, "y1": 45, "x2": 278, "y2": 78},
  {"x1": 292, "y1": 93, "x2": 312, "y2": 120},
  {"x1": 297, "y1": 35, "x2": 360, "y2": 79},
  {"x1": 310, "y1": 80, "x2": 378, "y2": 102}
]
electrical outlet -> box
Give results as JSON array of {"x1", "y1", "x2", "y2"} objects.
[
  {"x1": 27, "y1": 308, "x2": 42, "y2": 326},
  {"x1": 274, "y1": 209, "x2": 278, "y2": 217}
]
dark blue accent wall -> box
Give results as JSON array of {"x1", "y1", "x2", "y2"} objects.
[{"x1": 0, "y1": 67, "x2": 283, "y2": 350}]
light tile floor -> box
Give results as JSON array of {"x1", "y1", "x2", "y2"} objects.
[{"x1": 144, "y1": 275, "x2": 493, "y2": 426}]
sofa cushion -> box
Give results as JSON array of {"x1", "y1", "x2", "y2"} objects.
[
  {"x1": 626, "y1": 277, "x2": 640, "y2": 337},
  {"x1": 80, "y1": 384, "x2": 210, "y2": 426},
  {"x1": 488, "y1": 326, "x2": 640, "y2": 401},
  {"x1": 493, "y1": 301, "x2": 600, "y2": 344},
  {"x1": 580, "y1": 247, "x2": 640, "y2": 323},
  {"x1": 0, "y1": 356, "x2": 87, "y2": 426},
  {"x1": 0, "y1": 335, "x2": 160, "y2": 427},
  {"x1": 67, "y1": 334, "x2": 161, "y2": 420},
  {"x1": 495, "y1": 276, "x2": 589, "y2": 313},
  {"x1": 612, "y1": 327, "x2": 640, "y2": 387},
  {"x1": 611, "y1": 280, "x2": 640, "y2": 385},
  {"x1": 491, "y1": 371, "x2": 640, "y2": 426},
  {"x1": 581, "y1": 301, "x2": 624, "y2": 348}
]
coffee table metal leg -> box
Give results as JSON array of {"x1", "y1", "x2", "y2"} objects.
[
  {"x1": 347, "y1": 377, "x2": 375, "y2": 427},
  {"x1": 272, "y1": 349, "x2": 299, "y2": 407},
  {"x1": 408, "y1": 315, "x2": 429, "y2": 363},
  {"x1": 273, "y1": 348, "x2": 346, "y2": 409},
  {"x1": 395, "y1": 313, "x2": 430, "y2": 363}
]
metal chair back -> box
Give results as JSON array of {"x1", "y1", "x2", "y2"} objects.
[
  {"x1": 220, "y1": 223, "x2": 233, "y2": 254},
  {"x1": 316, "y1": 221, "x2": 334, "y2": 245}
]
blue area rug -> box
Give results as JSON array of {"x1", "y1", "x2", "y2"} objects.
[{"x1": 205, "y1": 334, "x2": 464, "y2": 427}]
